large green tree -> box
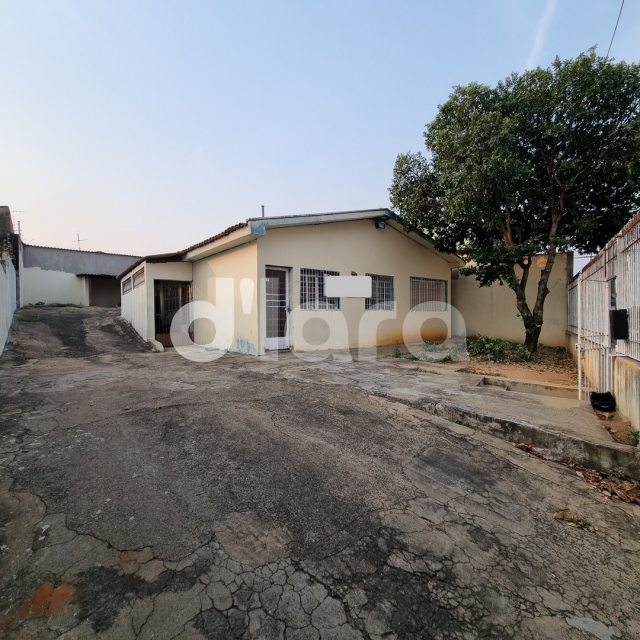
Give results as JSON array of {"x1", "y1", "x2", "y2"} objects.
[{"x1": 390, "y1": 51, "x2": 640, "y2": 353}]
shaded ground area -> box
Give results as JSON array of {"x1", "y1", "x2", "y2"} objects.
[
  {"x1": 1, "y1": 308, "x2": 640, "y2": 639},
  {"x1": 396, "y1": 342, "x2": 579, "y2": 387},
  {"x1": 7, "y1": 307, "x2": 150, "y2": 361}
]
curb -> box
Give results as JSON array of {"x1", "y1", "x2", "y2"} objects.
[{"x1": 375, "y1": 391, "x2": 640, "y2": 480}]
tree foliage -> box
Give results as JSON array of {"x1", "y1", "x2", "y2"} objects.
[{"x1": 390, "y1": 51, "x2": 640, "y2": 352}]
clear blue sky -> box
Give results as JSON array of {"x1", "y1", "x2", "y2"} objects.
[{"x1": 1, "y1": 1, "x2": 638, "y2": 256}]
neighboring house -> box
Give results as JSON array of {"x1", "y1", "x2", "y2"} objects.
[
  {"x1": 22, "y1": 244, "x2": 140, "y2": 307},
  {"x1": 119, "y1": 209, "x2": 463, "y2": 354},
  {"x1": 451, "y1": 252, "x2": 574, "y2": 348}
]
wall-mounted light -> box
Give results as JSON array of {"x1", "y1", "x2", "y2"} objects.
[{"x1": 375, "y1": 220, "x2": 386, "y2": 229}]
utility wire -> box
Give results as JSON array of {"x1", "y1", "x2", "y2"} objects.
[{"x1": 606, "y1": 0, "x2": 625, "y2": 58}]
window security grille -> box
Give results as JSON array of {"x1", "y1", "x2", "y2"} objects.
[
  {"x1": 410, "y1": 277, "x2": 447, "y2": 311},
  {"x1": 365, "y1": 274, "x2": 394, "y2": 310},
  {"x1": 133, "y1": 268, "x2": 145, "y2": 289},
  {"x1": 122, "y1": 277, "x2": 133, "y2": 294},
  {"x1": 300, "y1": 268, "x2": 340, "y2": 310}
]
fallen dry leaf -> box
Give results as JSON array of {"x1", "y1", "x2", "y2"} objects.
[
  {"x1": 554, "y1": 509, "x2": 580, "y2": 521},
  {"x1": 553, "y1": 509, "x2": 595, "y2": 532}
]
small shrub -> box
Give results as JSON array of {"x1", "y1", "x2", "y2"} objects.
[
  {"x1": 418, "y1": 339, "x2": 466, "y2": 363},
  {"x1": 392, "y1": 342, "x2": 402, "y2": 358},
  {"x1": 630, "y1": 430, "x2": 640, "y2": 447},
  {"x1": 554, "y1": 346, "x2": 572, "y2": 363},
  {"x1": 468, "y1": 335, "x2": 509, "y2": 362},
  {"x1": 457, "y1": 366, "x2": 478, "y2": 374},
  {"x1": 468, "y1": 335, "x2": 532, "y2": 363},
  {"x1": 514, "y1": 344, "x2": 532, "y2": 362},
  {"x1": 456, "y1": 366, "x2": 504, "y2": 376}
]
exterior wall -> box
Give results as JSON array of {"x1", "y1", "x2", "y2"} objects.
[
  {"x1": 120, "y1": 261, "x2": 193, "y2": 341},
  {"x1": 121, "y1": 262, "x2": 149, "y2": 339},
  {"x1": 191, "y1": 242, "x2": 259, "y2": 354},
  {"x1": 18, "y1": 239, "x2": 24, "y2": 308},
  {"x1": 22, "y1": 245, "x2": 140, "y2": 307},
  {"x1": 22, "y1": 267, "x2": 90, "y2": 306},
  {"x1": 452, "y1": 252, "x2": 572, "y2": 348},
  {"x1": 23, "y1": 245, "x2": 138, "y2": 276},
  {"x1": 613, "y1": 357, "x2": 640, "y2": 432},
  {"x1": 0, "y1": 254, "x2": 17, "y2": 355},
  {"x1": 256, "y1": 220, "x2": 453, "y2": 353}
]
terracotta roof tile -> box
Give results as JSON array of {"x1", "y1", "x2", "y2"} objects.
[{"x1": 182, "y1": 222, "x2": 248, "y2": 253}]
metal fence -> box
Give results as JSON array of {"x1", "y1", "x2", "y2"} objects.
[{"x1": 568, "y1": 211, "x2": 640, "y2": 396}]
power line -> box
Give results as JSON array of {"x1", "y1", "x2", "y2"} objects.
[{"x1": 606, "y1": 0, "x2": 625, "y2": 58}]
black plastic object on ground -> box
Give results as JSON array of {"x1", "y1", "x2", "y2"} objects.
[{"x1": 590, "y1": 391, "x2": 616, "y2": 412}]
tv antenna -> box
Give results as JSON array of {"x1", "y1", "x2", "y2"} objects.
[
  {"x1": 12, "y1": 211, "x2": 25, "y2": 236},
  {"x1": 74, "y1": 231, "x2": 87, "y2": 250}
]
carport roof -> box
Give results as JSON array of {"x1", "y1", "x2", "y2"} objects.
[{"x1": 23, "y1": 243, "x2": 139, "y2": 258}]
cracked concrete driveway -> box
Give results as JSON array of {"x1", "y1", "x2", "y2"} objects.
[{"x1": 1, "y1": 307, "x2": 640, "y2": 639}]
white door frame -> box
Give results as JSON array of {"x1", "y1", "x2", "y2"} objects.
[{"x1": 265, "y1": 266, "x2": 290, "y2": 350}]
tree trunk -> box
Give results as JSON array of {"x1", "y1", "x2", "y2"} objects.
[
  {"x1": 511, "y1": 248, "x2": 558, "y2": 354},
  {"x1": 524, "y1": 325, "x2": 542, "y2": 354}
]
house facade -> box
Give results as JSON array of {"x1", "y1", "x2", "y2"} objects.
[{"x1": 119, "y1": 209, "x2": 463, "y2": 355}]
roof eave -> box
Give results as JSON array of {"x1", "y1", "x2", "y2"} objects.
[
  {"x1": 381, "y1": 217, "x2": 465, "y2": 267},
  {"x1": 117, "y1": 252, "x2": 183, "y2": 280},
  {"x1": 246, "y1": 208, "x2": 393, "y2": 231},
  {"x1": 182, "y1": 226, "x2": 259, "y2": 262}
]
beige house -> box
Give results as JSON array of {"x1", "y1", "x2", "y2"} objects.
[{"x1": 119, "y1": 209, "x2": 463, "y2": 355}]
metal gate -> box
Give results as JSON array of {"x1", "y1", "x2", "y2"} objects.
[{"x1": 154, "y1": 280, "x2": 193, "y2": 347}]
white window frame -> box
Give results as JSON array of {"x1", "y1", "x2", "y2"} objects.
[
  {"x1": 365, "y1": 274, "x2": 394, "y2": 310},
  {"x1": 300, "y1": 268, "x2": 340, "y2": 310},
  {"x1": 410, "y1": 276, "x2": 448, "y2": 311}
]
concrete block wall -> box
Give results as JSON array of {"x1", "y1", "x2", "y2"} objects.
[
  {"x1": 0, "y1": 253, "x2": 17, "y2": 355},
  {"x1": 452, "y1": 253, "x2": 572, "y2": 348},
  {"x1": 22, "y1": 267, "x2": 90, "y2": 306},
  {"x1": 613, "y1": 357, "x2": 640, "y2": 433}
]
